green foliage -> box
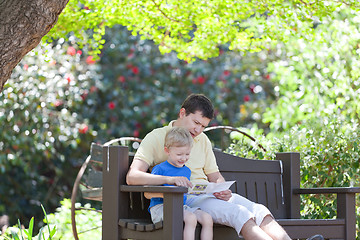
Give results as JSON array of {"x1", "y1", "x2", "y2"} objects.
[
  {"x1": 0, "y1": 199, "x2": 100, "y2": 240},
  {"x1": 46, "y1": 0, "x2": 360, "y2": 62},
  {"x1": 65, "y1": 25, "x2": 276, "y2": 141},
  {"x1": 46, "y1": 199, "x2": 101, "y2": 240},
  {"x1": 263, "y1": 8, "x2": 360, "y2": 131},
  {"x1": 0, "y1": 205, "x2": 56, "y2": 240},
  {"x1": 227, "y1": 116, "x2": 360, "y2": 237},
  {"x1": 0, "y1": 39, "x2": 99, "y2": 226}
]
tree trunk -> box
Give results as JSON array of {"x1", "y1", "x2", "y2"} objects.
[{"x1": 0, "y1": 0, "x2": 69, "y2": 92}]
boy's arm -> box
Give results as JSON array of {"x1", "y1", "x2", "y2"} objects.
[
  {"x1": 144, "y1": 192, "x2": 164, "y2": 199},
  {"x1": 126, "y1": 158, "x2": 192, "y2": 187}
]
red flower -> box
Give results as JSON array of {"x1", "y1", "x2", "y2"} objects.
[
  {"x1": 118, "y1": 76, "x2": 126, "y2": 83},
  {"x1": 243, "y1": 95, "x2": 250, "y2": 102},
  {"x1": 197, "y1": 76, "x2": 206, "y2": 84},
  {"x1": 108, "y1": 101, "x2": 116, "y2": 110},
  {"x1": 223, "y1": 70, "x2": 231, "y2": 76},
  {"x1": 264, "y1": 74, "x2": 270, "y2": 80},
  {"x1": 135, "y1": 122, "x2": 142, "y2": 129},
  {"x1": 77, "y1": 50, "x2": 82, "y2": 55},
  {"x1": 67, "y1": 46, "x2": 76, "y2": 56},
  {"x1": 81, "y1": 91, "x2": 88, "y2": 100},
  {"x1": 79, "y1": 125, "x2": 89, "y2": 134},
  {"x1": 131, "y1": 66, "x2": 139, "y2": 75},
  {"x1": 133, "y1": 130, "x2": 140, "y2": 137},
  {"x1": 65, "y1": 73, "x2": 73, "y2": 83},
  {"x1": 86, "y1": 56, "x2": 96, "y2": 65}
]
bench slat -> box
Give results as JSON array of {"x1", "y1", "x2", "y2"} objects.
[
  {"x1": 119, "y1": 219, "x2": 163, "y2": 232},
  {"x1": 82, "y1": 188, "x2": 102, "y2": 201}
]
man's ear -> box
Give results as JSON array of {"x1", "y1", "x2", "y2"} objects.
[{"x1": 179, "y1": 108, "x2": 186, "y2": 118}]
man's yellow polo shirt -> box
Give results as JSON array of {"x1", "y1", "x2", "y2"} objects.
[{"x1": 134, "y1": 121, "x2": 219, "y2": 183}]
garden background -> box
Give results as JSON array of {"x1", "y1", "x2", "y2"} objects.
[{"x1": 1, "y1": 3, "x2": 360, "y2": 239}]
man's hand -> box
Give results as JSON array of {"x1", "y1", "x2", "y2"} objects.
[
  {"x1": 213, "y1": 189, "x2": 232, "y2": 201},
  {"x1": 168, "y1": 176, "x2": 193, "y2": 188}
]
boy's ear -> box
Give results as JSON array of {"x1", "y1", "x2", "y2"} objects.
[{"x1": 164, "y1": 146, "x2": 170, "y2": 154}]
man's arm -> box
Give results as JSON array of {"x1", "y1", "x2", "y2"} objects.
[
  {"x1": 126, "y1": 158, "x2": 192, "y2": 187},
  {"x1": 207, "y1": 171, "x2": 225, "y2": 183},
  {"x1": 207, "y1": 171, "x2": 232, "y2": 201}
]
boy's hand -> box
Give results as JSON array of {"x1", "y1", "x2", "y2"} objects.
[
  {"x1": 213, "y1": 189, "x2": 232, "y2": 201},
  {"x1": 168, "y1": 176, "x2": 193, "y2": 188}
]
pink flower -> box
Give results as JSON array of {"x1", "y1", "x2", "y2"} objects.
[
  {"x1": 54, "y1": 100, "x2": 63, "y2": 107},
  {"x1": 67, "y1": 46, "x2": 76, "y2": 56},
  {"x1": 249, "y1": 84, "x2": 256, "y2": 93},
  {"x1": 86, "y1": 56, "x2": 96, "y2": 65},
  {"x1": 90, "y1": 86, "x2": 97, "y2": 93},
  {"x1": 118, "y1": 76, "x2": 126, "y2": 83},
  {"x1": 77, "y1": 50, "x2": 82, "y2": 55},
  {"x1": 23, "y1": 64, "x2": 29, "y2": 70}
]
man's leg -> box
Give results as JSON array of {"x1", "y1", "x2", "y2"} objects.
[
  {"x1": 241, "y1": 218, "x2": 273, "y2": 240},
  {"x1": 259, "y1": 215, "x2": 291, "y2": 240}
]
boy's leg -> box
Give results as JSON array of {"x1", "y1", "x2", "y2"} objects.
[
  {"x1": 149, "y1": 204, "x2": 164, "y2": 223},
  {"x1": 183, "y1": 210, "x2": 197, "y2": 240},
  {"x1": 193, "y1": 209, "x2": 213, "y2": 240}
]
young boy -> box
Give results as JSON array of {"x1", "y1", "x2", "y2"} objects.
[{"x1": 144, "y1": 127, "x2": 213, "y2": 240}]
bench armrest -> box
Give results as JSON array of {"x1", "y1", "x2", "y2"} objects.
[
  {"x1": 120, "y1": 185, "x2": 188, "y2": 193},
  {"x1": 293, "y1": 187, "x2": 360, "y2": 195}
]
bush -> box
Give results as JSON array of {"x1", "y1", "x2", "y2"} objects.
[{"x1": 227, "y1": 115, "x2": 360, "y2": 238}]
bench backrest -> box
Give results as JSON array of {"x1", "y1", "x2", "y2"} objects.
[{"x1": 214, "y1": 149, "x2": 287, "y2": 218}]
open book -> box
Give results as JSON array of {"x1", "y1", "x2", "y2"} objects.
[{"x1": 188, "y1": 181, "x2": 235, "y2": 195}]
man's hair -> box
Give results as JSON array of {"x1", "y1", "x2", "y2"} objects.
[
  {"x1": 165, "y1": 127, "x2": 193, "y2": 149},
  {"x1": 181, "y1": 94, "x2": 214, "y2": 119}
]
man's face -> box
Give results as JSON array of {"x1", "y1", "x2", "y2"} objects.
[{"x1": 178, "y1": 109, "x2": 211, "y2": 138}]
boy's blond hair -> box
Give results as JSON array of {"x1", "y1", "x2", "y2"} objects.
[{"x1": 164, "y1": 127, "x2": 193, "y2": 149}]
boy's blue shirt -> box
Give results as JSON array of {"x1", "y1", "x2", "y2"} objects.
[{"x1": 148, "y1": 160, "x2": 191, "y2": 211}]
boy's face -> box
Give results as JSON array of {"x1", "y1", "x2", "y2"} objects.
[
  {"x1": 165, "y1": 145, "x2": 192, "y2": 168},
  {"x1": 178, "y1": 109, "x2": 211, "y2": 138}
]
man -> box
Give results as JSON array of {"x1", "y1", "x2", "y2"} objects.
[{"x1": 126, "y1": 93, "x2": 323, "y2": 240}]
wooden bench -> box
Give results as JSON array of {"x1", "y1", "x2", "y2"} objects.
[{"x1": 100, "y1": 145, "x2": 360, "y2": 240}]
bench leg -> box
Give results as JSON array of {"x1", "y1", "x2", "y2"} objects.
[
  {"x1": 337, "y1": 193, "x2": 356, "y2": 240},
  {"x1": 163, "y1": 193, "x2": 184, "y2": 240}
]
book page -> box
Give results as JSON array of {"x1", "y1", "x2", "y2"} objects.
[{"x1": 188, "y1": 181, "x2": 235, "y2": 194}]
